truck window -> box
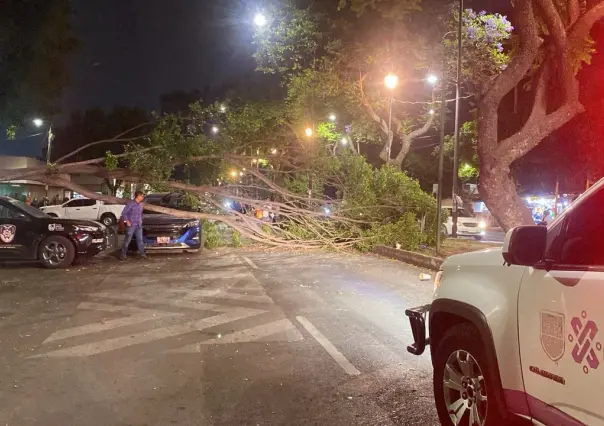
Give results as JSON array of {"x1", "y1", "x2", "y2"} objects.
[
  {"x1": 557, "y1": 187, "x2": 604, "y2": 266},
  {"x1": 65, "y1": 199, "x2": 96, "y2": 208}
]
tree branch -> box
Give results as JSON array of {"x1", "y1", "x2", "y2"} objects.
[
  {"x1": 569, "y1": 1, "x2": 604, "y2": 44},
  {"x1": 482, "y1": 0, "x2": 541, "y2": 105}
]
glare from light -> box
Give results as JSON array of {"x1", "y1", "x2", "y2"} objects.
[
  {"x1": 33, "y1": 118, "x2": 44, "y2": 127},
  {"x1": 224, "y1": 201, "x2": 232, "y2": 208},
  {"x1": 384, "y1": 73, "x2": 399, "y2": 90},
  {"x1": 271, "y1": 148, "x2": 277, "y2": 154},
  {"x1": 212, "y1": 126, "x2": 219, "y2": 134},
  {"x1": 479, "y1": 221, "x2": 486, "y2": 229},
  {"x1": 429, "y1": 109, "x2": 435, "y2": 115},
  {"x1": 239, "y1": 171, "x2": 244, "y2": 176},
  {"x1": 254, "y1": 13, "x2": 267, "y2": 27},
  {"x1": 305, "y1": 127, "x2": 313, "y2": 137},
  {"x1": 328, "y1": 114, "x2": 336, "y2": 122},
  {"x1": 324, "y1": 207, "x2": 331, "y2": 215},
  {"x1": 242, "y1": 167, "x2": 246, "y2": 171},
  {"x1": 230, "y1": 170, "x2": 237, "y2": 177},
  {"x1": 426, "y1": 74, "x2": 438, "y2": 85},
  {"x1": 219, "y1": 104, "x2": 227, "y2": 113},
  {"x1": 341, "y1": 137, "x2": 348, "y2": 145}
]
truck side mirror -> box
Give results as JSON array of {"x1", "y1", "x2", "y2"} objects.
[{"x1": 502, "y1": 225, "x2": 547, "y2": 266}]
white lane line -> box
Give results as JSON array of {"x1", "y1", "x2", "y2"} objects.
[
  {"x1": 31, "y1": 308, "x2": 266, "y2": 358},
  {"x1": 182, "y1": 289, "x2": 274, "y2": 304},
  {"x1": 242, "y1": 256, "x2": 259, "y2": 270},
  {"x1": 296, "y1": 316, "x2": 361, "y2": 376},
  {"x1": 43, "y1": 302, "x2": 180, "y2": 343}
]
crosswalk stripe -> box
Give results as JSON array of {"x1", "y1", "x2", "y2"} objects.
[
  {"x1": 166, "y1": 318, "x2": 304, "y2": 353},
  {"x1": 43, "y1": 302, "x2": 181, "y2": 343},
  {"x1": 30, "y1": 307, "x2": 266, "y2": 358},
  {"x1": 87, "y1": 292, "x2": 243, "y2": 313},
  {"x1": 182, "y1": 289, "x2": 274, "y2": 304}
]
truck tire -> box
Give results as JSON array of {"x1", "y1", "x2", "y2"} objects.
[
  {"x1": 38, "y1": 235, "x2": 75, "y2": 269},
  {"x1": 100, "y1": 213, "x2": 117, "y2": 226},
  {"x1": 433, "y1": 323, "x2": 504, "y2": 426}
]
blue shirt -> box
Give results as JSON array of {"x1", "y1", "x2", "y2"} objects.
[{"x1": 121, "y1": 200, "x2": 144, "y2": 226}]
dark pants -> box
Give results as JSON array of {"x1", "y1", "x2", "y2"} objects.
[{"x1": 121, "y1": 224, "x2": 145, "y2": 257}]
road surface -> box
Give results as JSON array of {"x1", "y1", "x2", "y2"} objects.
[{"x1": 0, "y1": 250, "x2": 438, "y2": 425}]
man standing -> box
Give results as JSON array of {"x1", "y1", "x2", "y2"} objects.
[{"x1": 120, "y1": 191, "x2": 147, "y2": 260}]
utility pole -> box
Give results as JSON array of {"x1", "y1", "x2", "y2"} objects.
[
  {"x1": 45, "y1": 124, "x2": 54, "y2": 197},
  {"x1": 435, "y1": 55, "x2": 447, "y2": 255},
  {"x1": 451, "y1": 0, "x2": 463, "y2": 238}
]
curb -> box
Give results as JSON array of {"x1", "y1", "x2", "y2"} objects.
[{"x1": 372, "y1": 245, "x2": 443, "y2": 270}]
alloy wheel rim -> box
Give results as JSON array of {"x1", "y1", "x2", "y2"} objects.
[
  {"x1": 42, "y1": 242, "x2": 67, "y2": 265},
  {"x1": 443, "y1": 349, "x2": 487, "y2": 426}
]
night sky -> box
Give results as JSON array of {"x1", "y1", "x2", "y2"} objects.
[{"x1": 60, "y1": 0, "x2": 257, "y2": 113}]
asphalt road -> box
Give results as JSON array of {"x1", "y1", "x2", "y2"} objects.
[{"x1": 0, "y1": 250, "x2": 438, "y2": 426}]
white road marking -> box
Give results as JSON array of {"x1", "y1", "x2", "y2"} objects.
[
  {"x1": 241, "y1": 256, "x2": 259, "y2": 270},
  {"x1": 182, "y1": 289, "x2": 274, "y2": 304},
  {"x1": 43, "y1": 302, "x2": 180, "y2": 343},
  {"x1": 296, "y1": 316, "x2": 361, "y2": 376},
  {"x1": 88, "y1": 292, "x2": 244, "y2": 313},
  {"x1": 31, "y1": 308, "x2": 266, "y2": 358}
]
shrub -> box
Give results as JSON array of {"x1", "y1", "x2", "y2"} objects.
[{"x1": 203, "y1": 220, "x2": 221, "y2": 249}]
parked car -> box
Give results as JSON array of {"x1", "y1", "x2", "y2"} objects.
[
  {"x1": 443, "y1": 206, "x2": 487, "y2": 240},
  {"x1": 128, "y1": 194, "x2": 202, "y2": 253},
  {"x1": 406, "y1": 179, "x2": 604, "y2": 425},
  {"x1": 40, "y1": 198, "x2": 124, "y2": 227},
  {"x1": 0, "y1": 197, "x2": 109, "y2": 268}
]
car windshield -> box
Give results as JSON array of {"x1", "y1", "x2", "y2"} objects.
[{"x1": 7, "y1": 198, "x2": 49, "y2": 219}]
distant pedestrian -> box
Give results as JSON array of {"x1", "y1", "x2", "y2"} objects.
[{"x1": 119, "y1": 191, "x2": 147, "y2": 260}]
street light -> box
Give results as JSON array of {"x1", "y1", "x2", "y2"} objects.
[
  {"x1": 384, "y1": 73, "x2": 399, "y2": 90},
  {"x1": 429, "y1": 109, "x2": 435, "y2": 115},
  {"x1": 384, "y1": 73, "x2": 398, "y2": 159},
  {"x1": 305, "y1": 127, "x2": 313, "y2": 137},
  {"x1": 230, "y1": 170, "x2": 238, "y2": 178},
  {"x1": 426, "y1": 74, "x2": 439, "y2": 85},
  {"x1": 341, "y1": 137, "x2": 348, "y2": 145},
  {"x1": 328, "y1": 113, "x2": 336, "y2": 122},
  {"x1": 212, "y1": 126, "x2": 219, "y2": 134},
  {"x1": 254, "y1": 13, "x2": 267, "y2": 27},
  {"x1": 33, "y1": 118, "x2": 44, "y2": 127}
]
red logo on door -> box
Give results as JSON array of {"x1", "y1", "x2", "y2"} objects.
[{"x1": 569, "y1": 311, "x2": 601, "y2": 374}]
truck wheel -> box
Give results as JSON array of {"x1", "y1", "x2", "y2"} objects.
[
  {"x1": 100, "y1": 213, "x2": 116, "y2": 226},
  {"x1": 38, "y1": 236, "x2": 75, "y2": 269},
  {"x1": 433, "y1": 323, "x2": 504, "y2": 426}
]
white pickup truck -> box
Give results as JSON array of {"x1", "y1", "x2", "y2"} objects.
[
  {"x1": 406, "y1": 178, "x2": 604, "y2": 425},
  {"x1": 40, "y1": 198, "x2": 124, "y2": 227}
]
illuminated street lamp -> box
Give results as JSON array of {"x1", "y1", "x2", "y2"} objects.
[
  {"x1": 384, "y1": 73, "x2": 399, "y2": 90},
  {"x1": 429, "y1": 109, "x2": 435, "y2": 115},
  {"x1": 305, "y1": 127, "x2": 313, "y2": 137},
  {"x1": 328, "y1": 113, "x2": 336, "y2": 122},
  {"x1": 230, "y1": 170, "x2": 238, "y2": 178},
  {"x1": 426, "y1": 74, "x2": 438, "y2": 85},
  {"x1": 33, "y1": 118, "x2": 44, "y2": 127},
  {"x1": 254, "y1": 13, "x2": 267, "y2": 27},
  {"x1": 212, "y1": 126, "x2": 219, "y2": 134}
]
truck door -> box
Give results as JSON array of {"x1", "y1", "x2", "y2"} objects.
[
  {"x1": 517, "y1": 185, "x2": 604, "y2": 425},
  {"x1": 65, "y1": 199, "x2": 97, "y2": 219}
]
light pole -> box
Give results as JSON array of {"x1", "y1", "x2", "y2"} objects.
[
  {"x1": 384, "y1": 73, "x2": 399, "y2": 160},
  {"x1": 435, "y1": 59, "x2": 447, "y2": 255},
  {"x1": 451, "y1": 0, "x2": 464, "y2": 238},
  {"x1": 33, "y1": 118, "x2": 54, "y2": 166}
]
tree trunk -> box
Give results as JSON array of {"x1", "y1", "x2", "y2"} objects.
[{"x1": 480, "y1": 162, "x2": 533, "y2": 231}]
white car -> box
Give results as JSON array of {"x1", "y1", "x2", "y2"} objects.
[
  {"x1": 443, "y1": 207, "x2": 487, "y2": 240},
  {"x1": 407, "y1": 179, "x2": 604, "y2": 425},
  {"x1": 40, "y1": 198, "x2": 124, "y2": 227}
]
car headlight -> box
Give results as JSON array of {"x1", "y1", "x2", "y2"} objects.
[
  {"x1": 74, "y1": 225, "x2": 100, "y2": 232},
  {"x1": 185, "y1": 220, "x2": 200, "y2": 228},
  {"x1": 434, "y1": 271, "x2": 443, "y2": 292},
  {"x1": 478, "y1": 221, "x2": 487, "y2": 229}
]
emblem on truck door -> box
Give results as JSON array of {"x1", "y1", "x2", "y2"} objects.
[
  {"x1": 541, "y1": 311, "x2": 565, "y2": 361},
  {"x1": 569, "y1": 311, "x2": 600, "y2": 374}
]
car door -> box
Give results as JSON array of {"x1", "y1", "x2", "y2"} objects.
[
  {"x1": 65, "y1": 199, "x2": 97, "y2": 219},
  {"x1": 0, "y1": 201, "x2": 35, "y2": 259},
  {"x1": 517, "y1": 185, "x2": 604, "y2": 425}
]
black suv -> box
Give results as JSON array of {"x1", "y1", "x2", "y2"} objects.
[{"x1": 0, "y1": 197, "x2": 108, "y2": 268}]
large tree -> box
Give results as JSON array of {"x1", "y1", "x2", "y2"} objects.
[{"x1": 477, "y1": 0, "x2": 604, "y2": 230}]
